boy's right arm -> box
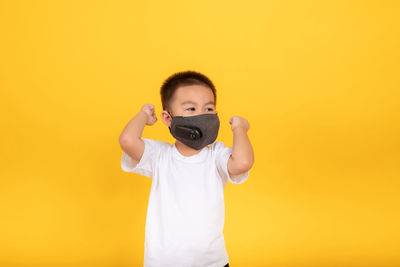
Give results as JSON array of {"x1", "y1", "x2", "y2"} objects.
[{"x1": 118, "y1": 104, "x2": 157, "y2": 165}]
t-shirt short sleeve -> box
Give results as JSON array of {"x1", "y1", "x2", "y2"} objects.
[
  {"x1": 121, "y1": 138, "x2": 168, "y2": 179},
  {"x1": 214, "y1": 141, "x2": 249, "y2": 184}
]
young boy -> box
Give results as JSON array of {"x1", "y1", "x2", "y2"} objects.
[{"x1": 119, "y1": 70, "x2": 254, "y2": 267}]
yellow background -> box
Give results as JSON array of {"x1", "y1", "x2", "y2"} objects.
[{"x1": 1, "y1": 0, "x2": 399, "y2": 266}]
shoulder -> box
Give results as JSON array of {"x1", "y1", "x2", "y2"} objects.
[
  {"x1": 209, "y1": 141, "x2": 232, "y2": 155},
  {"x1": 142, "y1": 137, "x2": 170, "y2": 146},
  {"x1": 141, "y1": 138, "x2": 171, "y2": 151}
]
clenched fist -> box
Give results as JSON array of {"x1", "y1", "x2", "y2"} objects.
[
  {"x1": 141, "y1": 104, "x2": 158, "y2": 126},
  {"x1": 229, "y1": 116, "x2": 250, "y2": 132}
]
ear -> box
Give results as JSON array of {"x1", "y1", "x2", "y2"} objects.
[{"x1": 161, "y1": 110, "x2": 172, "y2": 127}]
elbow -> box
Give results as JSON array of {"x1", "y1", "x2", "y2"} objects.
[
  {"x1": 237, "y1": 159, "x2": 254, "y2": 173},
  {"x1": 230, "y1": 153, "x2": 254, "y2": 173},
  {"x1": 119, "y1": 134, "x2": 131, "y2": 149},
  {"x1": 244, "y1": 160, "x2": 254, "y2": 171}
]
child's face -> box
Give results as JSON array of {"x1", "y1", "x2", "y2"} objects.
[
  {"x1": 161, "y1": 84, "x2": 217, "y2": 127},
  {"x1": 169, "y1": 84, "x2": 216, "y2": 117}
]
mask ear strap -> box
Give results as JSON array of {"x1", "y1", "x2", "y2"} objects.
[{"x1": 167, "y1": 111, "x2": 172, "y2": 132}]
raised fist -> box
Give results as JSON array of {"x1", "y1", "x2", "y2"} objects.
[
  {"x1": 229, "y1": 116, "x2": 250, "y2": 132},
  {"x1": 141, "y1": 104, "x2": 158, "y2": 126}
]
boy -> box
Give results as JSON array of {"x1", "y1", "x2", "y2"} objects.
[{"x1": 119, "y1": 70, "x2": 254, "y2": 267}]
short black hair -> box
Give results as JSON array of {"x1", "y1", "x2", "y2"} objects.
[{"x1": 160, "y1": 70, "x2": 216, "y2": 111}]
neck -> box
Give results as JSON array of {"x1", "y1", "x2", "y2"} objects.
[{"x1": 175, "y1": 141, "x2": 203, "y2": 156}]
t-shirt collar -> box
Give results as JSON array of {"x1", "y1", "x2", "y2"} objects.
[{"x1": 172, "y1": 143, "x2": 208, "y2": 163}]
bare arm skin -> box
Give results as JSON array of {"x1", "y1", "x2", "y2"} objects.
[
  {"x1": 118, "y1": 104, "x2": 157, "y2": 165},
  {"x1": 227, "y1": 116, "x2": 254, "y2": 181}
]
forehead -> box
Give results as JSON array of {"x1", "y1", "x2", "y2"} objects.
[{"x1": 172, "y1": 84, "x2": 215, "y2": 105}]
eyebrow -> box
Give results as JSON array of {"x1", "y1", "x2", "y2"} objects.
[{"x1": 181, "y1": 100, "x2": 215, "y2": 106}]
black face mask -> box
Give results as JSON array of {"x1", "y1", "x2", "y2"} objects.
[{"x1": 168, "y1": 112, "x2": 220, "y2": 150}]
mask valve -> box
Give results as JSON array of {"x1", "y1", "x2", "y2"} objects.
[{"x1": 176, "y1": 126, "x2": 202, "y2": 140}]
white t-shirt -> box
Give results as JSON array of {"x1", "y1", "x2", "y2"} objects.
[{"x1": 121, "y1": 138, "x2": 249, "y2": 267}]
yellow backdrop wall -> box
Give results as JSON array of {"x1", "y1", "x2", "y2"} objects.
[{"x1": 1, "y1": 1, "x2": 399, "y2": 266}]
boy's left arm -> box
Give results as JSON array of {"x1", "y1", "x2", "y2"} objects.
[{"x1": 227, "y1": 116, "x2": 254, "y2": 181}]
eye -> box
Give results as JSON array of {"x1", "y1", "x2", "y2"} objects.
[
  {"x1": 186, "y1": 107, "x2": 195, "y2": 111},
  {"x1": 206, "y1": 107, "x2": 214, "y2": 111}
]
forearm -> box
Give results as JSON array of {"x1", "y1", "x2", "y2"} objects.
[
  {"x1": 231, "y1": 128, "x2": 254, "y2": 168},
  {"x1": 119, "y1": 110, "x2": 148, "y2": 143}
]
